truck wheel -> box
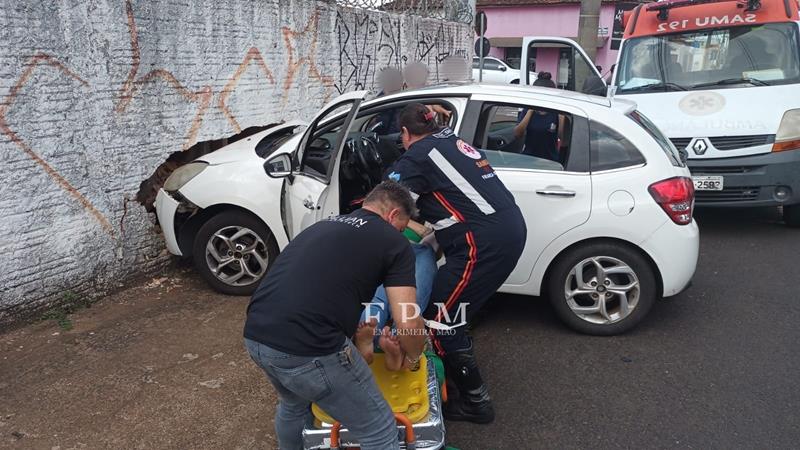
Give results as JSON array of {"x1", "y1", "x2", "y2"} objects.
[
  {"x1": 547, "y1": 242, "x2": 657, "y2": 336},
  {"x1": 784, "y1": 204, "x2": 800, "y2": 227},
  {"x1": 192, "y1": 211, "x2": 278, "y2": 296}
]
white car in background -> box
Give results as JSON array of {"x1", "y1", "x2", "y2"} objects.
[
  {"x1": 156, "y1": 84, "x2": 699, "y2": 335},
  {"x1": 472, "y1": 57, "x2": 536, "y2": 85}
]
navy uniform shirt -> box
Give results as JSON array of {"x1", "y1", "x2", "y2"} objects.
[
  {"x1": 518, "y1": 108, "x2": 559, "y2": 162},
  {"x1": 244, "y1": 209, "x2": 415, "y2": 356},
  {"x1": 386, "y1": 128, "x2": 517, "y2": 234}
]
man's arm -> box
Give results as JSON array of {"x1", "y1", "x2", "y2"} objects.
[
  {"x1": 406, "y1": 219, "x2": 432, "y2": 238},
  {"x1": 514, "y1": 110, "x2": 533, "y2": 139},
  {"x1": 385, "y1": 286, "x2": 426, "y2": 360}
]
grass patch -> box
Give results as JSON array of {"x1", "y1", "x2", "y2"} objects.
[{"x1": 41, "y1": 291, "x2": 92, "y2": 331}]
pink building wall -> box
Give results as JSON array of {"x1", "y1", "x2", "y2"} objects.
[{"x1": 482, "y1": 4, "x2": 620, "y2": 78}]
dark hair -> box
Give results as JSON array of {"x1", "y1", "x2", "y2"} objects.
[
  {"x1": 364, "y1": 180, "x2": 417, "y2": 217},
  {"x1": 398, "y1": 103, "x2": 441, "y2": 136},
  {"x1": 533, "y1": 72, "x2": 556, "y2": 88}
]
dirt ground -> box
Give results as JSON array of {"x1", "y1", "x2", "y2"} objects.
[{"x1": 0, "y1": 269, "x2": 278, "y2": 449}]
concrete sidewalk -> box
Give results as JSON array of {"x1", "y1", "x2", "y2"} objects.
[{"x1": 0, "y1": 270, "x2": 277, "y2": 449}]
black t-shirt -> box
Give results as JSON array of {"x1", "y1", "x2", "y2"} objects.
[{"x1": 243, "y1": 209, "x2": 416, "y2": 356}]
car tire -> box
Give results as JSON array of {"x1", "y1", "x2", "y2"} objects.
[
  {"x1": 192, "y1": 210, "x2": 278, "y2": 296},
  {"x1": 783, "y1": 204, "x2": 800, "y2": 227},
  {"x1": 546, "y1": 242, "x2": 657, "y2": 336}
]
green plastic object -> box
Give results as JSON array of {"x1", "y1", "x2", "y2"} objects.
[{"x1": 403, "y1": 227, "x2": 423, "y2": 243}]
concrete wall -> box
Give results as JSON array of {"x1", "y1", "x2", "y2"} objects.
[{"x1": 0, "y1": 0, "x2": 472, "y2": 324}]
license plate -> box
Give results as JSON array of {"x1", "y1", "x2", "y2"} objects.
[{"x1": 693, "y1": 176, "x2": 724, "y2": 191}]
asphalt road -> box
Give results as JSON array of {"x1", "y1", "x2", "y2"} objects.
[{"x1": 446, "y1": 207, "x2": 800, "y2": 450}]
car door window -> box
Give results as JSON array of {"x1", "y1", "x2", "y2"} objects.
[
  {"x1": 300, "y1": 102, "x2": 354, "y2": 179},
  {"x1": 340, "y1": 97, "x2": 461, "y2": 212},
  {"x1": 589, "y1": 120, "x2": 646, "y2": 171},
  {"x1": 484, "y1": 59, "x2": 503, "y2": 71},
  {"x1": 474, "y1": 102, "x2": 578, "y2": 172}
]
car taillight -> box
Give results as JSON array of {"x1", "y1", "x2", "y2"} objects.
[{"x1": 648, "y1": 177, "x2": 694, "y2": 225}]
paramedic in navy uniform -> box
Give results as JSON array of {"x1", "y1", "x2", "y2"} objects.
[{"x1": 386, "y1": 103, "x2": 527, "y2": 424}]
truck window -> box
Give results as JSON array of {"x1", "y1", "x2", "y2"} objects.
[
  {"x1": 617, "y1": 23, "x2": 800, "y2": 92},
  {"x1": 525, "y1": 42, "x2": 605, "y2": 95}
]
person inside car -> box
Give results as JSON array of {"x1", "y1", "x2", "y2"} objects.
[
  {"x1": 372, "y1": 67, "x2": 405, "y2": 135},
  {"x1": 385, "y1": 103, "x2": 527, "y2": 424},
  {"x1": 514, "y1": 72, "x2": 564, "y2": 162}
]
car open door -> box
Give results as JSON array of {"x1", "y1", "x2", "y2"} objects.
[
  {"x1": 264, "y1": 91, "x2": 368, "y2": 239},
  {"x1": 521, "y1": 36, "x2": 607, "y2": 96}
]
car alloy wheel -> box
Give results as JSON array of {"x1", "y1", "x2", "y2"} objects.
[
  {"x1": 205, "y1": 225, "x2": 270, "y2": 287},
  {"x1": 563, "y1": 256, "x2": 640, "y2": 325}
]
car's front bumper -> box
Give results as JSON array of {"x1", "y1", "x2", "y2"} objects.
[
  {"x1": 688, "y1": 150, "x2": 800, "y2": 207},
  {"x1": 639, "y1": 218, "x2": 699, "y2": 298},
  {"x1": 156, "y1": 189, "x2": 183, "y2": 256}
]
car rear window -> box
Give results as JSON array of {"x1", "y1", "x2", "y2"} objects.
[
  {"x1": 590, "y1": 120, "x2": 646, "y2": 171},
  {"x1": 628, "y1": 111, "x2": 685, "y2": 167}
]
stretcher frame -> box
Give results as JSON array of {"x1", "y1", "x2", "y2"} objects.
[{"x1": 302, "y1": 356, "x2": 445, "y2": 449}]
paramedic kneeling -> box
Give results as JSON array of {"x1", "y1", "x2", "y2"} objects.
[
  {"x1": 243, "y1": 181, "x2": 426, "y2": 450},
  {"x1": 388, "y1": 103, "x2": 527, "y2": 424}
]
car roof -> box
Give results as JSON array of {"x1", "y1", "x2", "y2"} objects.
[{"x1": 364, "y1": 82, "x2": 637, "y2": 115}]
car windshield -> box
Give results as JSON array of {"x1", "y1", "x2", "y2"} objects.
[{"x1": 616, "y1": 22, "x2": 800, "y2": 93}]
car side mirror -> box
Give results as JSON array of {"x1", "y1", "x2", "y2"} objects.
[
  {"x1": 499, "y1": 66, "x2": 507, "y2": 72},
  {"x1": 264, "y1": 153, "x2": 294, "y2": 180}
]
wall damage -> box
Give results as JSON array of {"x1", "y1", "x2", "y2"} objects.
[{"x1": 0, "y1": 0, "x2": 472, "y2": 325}]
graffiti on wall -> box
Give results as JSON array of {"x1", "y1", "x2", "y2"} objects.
[
  {"x1": 0, "y1": 1, "x2": 335, "y2": 239},
  {"x1": 334, "y1": 10, "x2": 469, "y2": 94},
  {"x1": 0, "y1": 0, "x2": 469, "y2": 243}
]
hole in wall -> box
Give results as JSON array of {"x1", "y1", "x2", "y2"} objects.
[{"x1": 136, "y1": 124, "x2": 279, "y2": 213}]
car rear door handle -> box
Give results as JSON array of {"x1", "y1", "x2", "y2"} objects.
[{"x1": 536, "y1": 189, "x2": 576, "y2": 197}]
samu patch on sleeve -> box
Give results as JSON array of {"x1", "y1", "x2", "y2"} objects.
[
  {"x1": 388, "y1": 171, "x2": 401, "y2": 181},
  {"x1": 456, "y1": 139, "x2": 482, "y2": 160}
]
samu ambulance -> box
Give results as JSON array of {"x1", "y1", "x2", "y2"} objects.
[{"x1": 520, "y1": 0, "x2": 800, "y2": 225}]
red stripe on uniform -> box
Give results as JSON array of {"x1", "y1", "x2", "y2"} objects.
[
  {"x1": 435, "y1": 231, "x2": 477, "y2": 322},
  {"x1": 432, "y1": 191, "x2": 466, "y2": 223}
]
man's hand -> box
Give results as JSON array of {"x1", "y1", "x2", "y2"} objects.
[{"x1": 385, "y1": 286, "x2": 426, "y2": 361}]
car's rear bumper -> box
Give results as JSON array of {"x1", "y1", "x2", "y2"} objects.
[
  {"x1": 688, "y1": 150, "x2": 800, "y2": 207},
  {"x1": 639, "y1": 219, "x2": 699, "y2": 298},
  {"x1": 156, "y1": 189, "x2": 182, "y2": 256}
]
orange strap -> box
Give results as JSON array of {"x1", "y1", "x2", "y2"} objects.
[{"x1": 329, "y1": 414, "x2": 415, "y2": 448}]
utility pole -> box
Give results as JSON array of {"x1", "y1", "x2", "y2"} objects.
[{"x1": 577, "y1": 0, "x2": 602, "y2": 63}]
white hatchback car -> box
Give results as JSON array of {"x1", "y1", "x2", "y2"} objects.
[
  {"x1": 472, "y1": 57, "x2": 537, "y2": 85},
  {"x1": 156, "y1": 84, "x2": 699, "y2": 335}
]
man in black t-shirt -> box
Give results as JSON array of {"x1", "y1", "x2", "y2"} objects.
[{"x1": 244, "y1": 181, "x2": 426, "y2": 450}]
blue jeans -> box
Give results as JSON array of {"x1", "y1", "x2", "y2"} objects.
[
  {"x1": 361, "y1": 243, "x2": 437, "y2": 331},
  {"x1": 245, "y1": 338, "x2": 400, "y2": 450}
]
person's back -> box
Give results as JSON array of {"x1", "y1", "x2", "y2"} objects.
[
  {"x1": 392, "y1": 128, "x2": 518, "y2": 231},
  {"x1": 244, "y1": 208, "x2": 413, "y2": 356}
]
